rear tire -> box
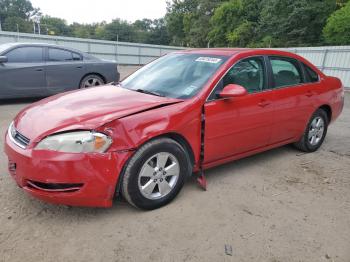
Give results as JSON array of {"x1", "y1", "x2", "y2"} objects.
[
  {"x1": 79, "y1": 74, "x2": 105, "y2": 88},
  {"x1": 293, "y1": 109, "x2": 328, "y2": 152},
  {"x1": 121, "y1": 138, "x2": 191, "y2": 210}
]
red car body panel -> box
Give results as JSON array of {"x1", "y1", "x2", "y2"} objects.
[{"x1": 4, "y1": 48, "x2": 344, "y2": 207}]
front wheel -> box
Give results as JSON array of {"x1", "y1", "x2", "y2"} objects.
[
  {"x1": 293, "y1": 108, "x2": 328, "y2": 152},
  {"x1": 121, "y1": 138, "x2": 191, "y2": 210}
]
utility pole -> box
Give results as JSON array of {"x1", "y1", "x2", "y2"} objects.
[{"x1": 16, "y1": 24, "x2": 19, "y2": 41}]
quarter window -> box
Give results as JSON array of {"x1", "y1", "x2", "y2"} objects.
[
  {"x1": 5, "y1": 47, "x2": 43, "y2": 63},
  {"x1": 303, "y1": 63, "x2": 319, "y2": 83},
  {"x1": 48, "y1": 48, "x2": 73, "y2": 61}
]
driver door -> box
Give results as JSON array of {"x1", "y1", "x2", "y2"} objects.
[{"x1": 204, "y1": 56, "x2": 274, "y2": 164}]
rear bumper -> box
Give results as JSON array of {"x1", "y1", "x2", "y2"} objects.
[{"x1": 4, "y1": 133, "x2": 132, "y2": 207}]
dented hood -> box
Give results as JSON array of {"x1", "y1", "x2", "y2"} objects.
[{"x1": 14, "y1": 85, "x2": 182, "y2": 141}]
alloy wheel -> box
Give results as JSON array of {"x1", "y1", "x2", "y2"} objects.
[
  {"x1": 308, "y1": 116, "x2": 325, "y2": 146},
  {"x1": 82, "y1": 77, "x2": 103, "y2": 88},
  {"x1": 138, "y1": 152, "x2": 180, "y2": 200}
]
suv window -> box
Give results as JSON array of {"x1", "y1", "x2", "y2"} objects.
[
  {"x1": 270, "y1": 57, "x2": 302, "y2": 88},
  {"x1": 48, "y1": 48, "x2": 73, "y2": 61},
  {"x1": 303, "y1": 63, "x2": 319, "y2": 83},
  {"x1": 5, "y1": 47, "x2": 43, "y2": 63}
]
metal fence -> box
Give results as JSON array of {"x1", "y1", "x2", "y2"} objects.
[
  {"x1": 0, "y1": 31, "x2": 349, "y2": 88},
  {"x1": 279, "y1": 46, "x2": 350, "y2": 89},
  {"x1": 0, "y1": 31, "x2": 184, "y2": 65}
]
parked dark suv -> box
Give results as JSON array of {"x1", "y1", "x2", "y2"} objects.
[{"x1": 0, "y1": 43, "x2": 120, "y2": 99}]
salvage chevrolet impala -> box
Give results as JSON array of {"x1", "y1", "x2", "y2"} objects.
[{"x1": 4, "y1": 49, "x2": 344, "y2": 209}]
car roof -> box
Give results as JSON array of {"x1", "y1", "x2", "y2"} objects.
[
  {"x1": 177, "y1": 48, "x2": 300, "y2": 58},
  {"x1": 176, "y1": 48, "x2": 322, "y2": 76},
  {"x1": 0, "y1": 42, "x2": 83, "y2": 53}
]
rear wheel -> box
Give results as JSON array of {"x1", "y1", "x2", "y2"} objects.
[
  {"x1": 293, "y1": 108, "x2": 328, "y2": 152},
  {"x1": 79, "y1": 74, "x2": 104, "y2": 88},
  {"x1": 121, "y1": 138, "x2": 191, "y2": 210}
]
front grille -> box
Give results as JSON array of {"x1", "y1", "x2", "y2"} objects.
[{"x1": 8, "y1": 122, "x2": 30, "y2": 148}]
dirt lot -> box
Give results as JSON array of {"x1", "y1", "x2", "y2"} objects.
[{"x1": 0, "y1": 67, "x2": 349, "y2": 262}]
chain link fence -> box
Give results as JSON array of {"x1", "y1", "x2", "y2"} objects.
[{"x1": 0, "y1": 31, "x2": 349, "y2": 88}]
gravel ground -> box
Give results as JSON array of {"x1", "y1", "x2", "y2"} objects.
[{"x1": 0, "y1": 67, "x2": 349, "y2": 262}]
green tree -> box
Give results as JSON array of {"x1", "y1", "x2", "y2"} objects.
[
  {"x1": 165, "y1": 0, "x2": 198, "y2": 46},
  {"x1": 259, "y1": 0, "x2": 336, "y2": 47},
  {"x1": 208, "y1": 0, "x2": 244, "y2": 47},
  {"x1": 147, "y1": 18, "x2": 171, "y2": 45},
  {"x1": 97, "y1": 19, "x2": 136, "y2": 42},
  {"x1": 2, "y1": 16, "x2": 31, "y2": 32},
  {"x1": 323, "y1": 1, "x2": 350, "y2": 45},
  {"x1": 40, "y1": 16, "x2": 71, "y2": 36},
  {"x1": 165, "y1": 0, "x2": 223, "y2": 47},
  {"x1": 0, "y1": 0, "x2": 39, "y2": 32},
  {"x1": 227, "y1": 21, "x2": 255, "y2": 47}
]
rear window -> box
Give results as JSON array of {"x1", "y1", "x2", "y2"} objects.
[
  {"x1": 303, "y1": 63, "x2": 319, "y2": 83},
  {"x1": 6, "y1": 47, "x2": 43, "y2": 63},
  {"x1": 48, "y1": 48, "x2": 74, "y2": 61}
]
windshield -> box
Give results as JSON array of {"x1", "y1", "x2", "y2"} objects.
[
  {"x1": 0, "y1": 43, "x2": 15, "y2": 54},
  {"x1": 121, "y1": 53, "x2": 228, "y2": 99}
]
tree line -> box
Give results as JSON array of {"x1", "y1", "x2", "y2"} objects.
[{"x1": 0, "y1": 0, "x2": 350, "y2": 47}]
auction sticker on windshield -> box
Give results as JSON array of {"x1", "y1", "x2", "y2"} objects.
[{"x1": 195, "y1": 57, "x2": 222, "y2": 64}]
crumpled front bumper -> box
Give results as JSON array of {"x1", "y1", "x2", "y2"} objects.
[{"x1": 4, "y1": 133, "x2": 132, "y2": 207}]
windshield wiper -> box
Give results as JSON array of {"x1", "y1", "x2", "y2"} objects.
[{"x1": 135, "y1": 89, "x2": 164, "y2": 97}]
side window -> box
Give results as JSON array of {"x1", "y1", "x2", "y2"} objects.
[
  {"x1": 270, "y1": 57, "x2": 302, "y2": 88},
  {"x1": 48, "y1": 48, "x2": 73, "y2": 61},
  {"x1": 303, "y1": 63, "x2": 319, "y2": 83},
  {"x1": 5, "y1": 47, "x2": 43, "y2": 63},
  {"x1": 222, "y1": 57, "x2": 266, "y2": 93},
  {"x1": 72, "y1": 52, "x2": 82, "y2": 61}
]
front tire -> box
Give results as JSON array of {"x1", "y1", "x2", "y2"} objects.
[
  {"x1": 121, "y1": 138, "x2": 191, "y2": 210},
  {"x1": 293, "y1": 108, "x2": 328, "y2": 152}
]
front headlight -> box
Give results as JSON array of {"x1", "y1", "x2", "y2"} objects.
[{"x1": 35, "y1": 131, "x2": 112, "y2": 153}]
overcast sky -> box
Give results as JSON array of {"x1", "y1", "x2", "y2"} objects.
[{"x1": 30, "y1": 0, "x2": 168, "y2": 24}]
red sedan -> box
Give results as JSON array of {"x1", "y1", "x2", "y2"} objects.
[{"x1": 4, "y1": 49, "x2": 344, "y2": 209}]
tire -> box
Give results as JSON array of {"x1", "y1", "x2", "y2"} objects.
[
  {"x1": 121, "y1": 138, "x2": 191, "y2": 210},
  {"x1": 79, "y1": 74, "x2": 105, "y2": 88},
  {"x1": 293, "y1": 108, "x2": 328, "y2": 152}
]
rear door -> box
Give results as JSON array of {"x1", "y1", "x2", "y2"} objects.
[
  {"x1": 267, "y1": 56, "x2": 315, "y2": 144},
  {"x1": 0, "y1": 46, "x2": 46, "y2": 98},
  {"x1": 204, "y1": 56, "x2": 274, "y2": 163},
  {"x1": 45, "y1": 47, "x2": 85, "y2": 94}
]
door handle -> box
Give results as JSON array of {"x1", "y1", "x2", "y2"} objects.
[
  {"x1": 35, "y1": 68, "x2": 43, "y2": 72},
  {"x1": 258, "y1": 100, "x2": 270, "y2": 107},
  {"x1": 76, "y1": 66, "x2": 83, "y2": 69},
  {"x1": 305, "y1": 90, "x2": 313, "y2": 97}
]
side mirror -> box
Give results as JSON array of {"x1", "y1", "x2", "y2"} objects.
[
  {"x1": 218, "y1": 84, "x2": 248, "y2": 98},
  {"x1": 0, "y1": 56, "x2": 8, "y2": 63}
]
